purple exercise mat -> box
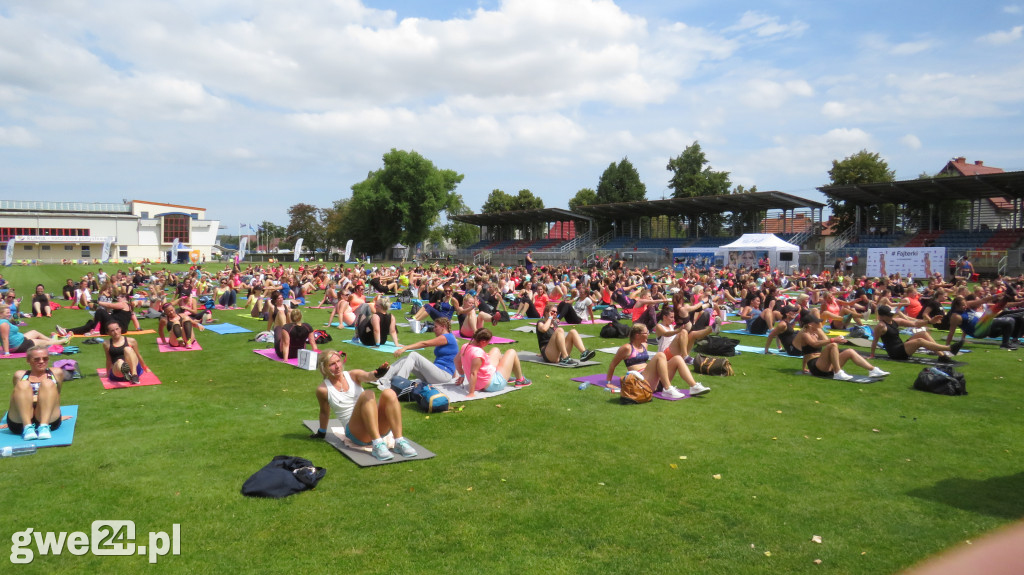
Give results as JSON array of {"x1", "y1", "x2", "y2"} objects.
[
  {"x1": 569, "y1": 373, "x2": 691, "y2": 400},
  {"x1": 253, "y1": 348, "x2": 299, "y2": 366}
]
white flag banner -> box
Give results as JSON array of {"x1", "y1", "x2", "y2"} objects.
[
  {"x1": 344, "y1": 239, "x2": 353, "y2": 263},
  {"x1": 293, "y1": 238, "x2": 304, "y2": 262},
  {"x1": 4, "y1": 238, "x2": 14, "y2": 266},
  {"x1": 237, "y1": 236, "x2": 248, "y2": 263},
  {"x1": 170, "y1": 237, "x2": 180, "y2": 264},
  {"x1": 101, "y1": 238, "x2": 113, "y2": 263}
]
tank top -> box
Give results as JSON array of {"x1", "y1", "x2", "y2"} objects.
[
  {"x1": 623, "y1": 344, "x2": 649, "y2": 367},
  {"x1": 22, "y1": 368, "x2": 57, "y2": 396}
]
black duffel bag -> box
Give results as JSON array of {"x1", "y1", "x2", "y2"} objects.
[{"x1": 913, "y1": 365, "x2": 967, "y2": 396}]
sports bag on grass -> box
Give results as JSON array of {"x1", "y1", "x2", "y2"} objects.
[
  {"x1": 389, "y1": 376, "x2": 420, "y2": 401},
  {"x1": 600, "y1": 319, "x2": 630, "y2": 339},
  {"x1": 619, "y1": 371, "x2": 652, "y2": 404},
  {"x1": 417, "y1": 384, "x2": 450, "y2": 413},
  {"x1": 913, "y1": 365, "x2": 967, "y2": 396},
  {"x1": 241, "y1": 455, "x2": 326, "y2": 499},
  {"x1": 600, "y1": 306, "x2": 622, "y2": 321},
  {"x1": 690, "y1": 354, "x2": 734, "y2": 376},
  {"x1": 695, "y1": 335, "x2": 740, "y2": 357}
]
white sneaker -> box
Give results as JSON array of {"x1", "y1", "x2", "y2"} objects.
[
  {"x1": 662, "y1": 386, "x2": 685, "y2": 399},
  {"x1": 688, "y1": 382, "x2": 711, "y2": 396},
  {"x1": 833, "y1": 370, "x2": 854, "y2": 381},
  {"x1": 868, "y1": 367, "x2": 890, "y2": 377}
]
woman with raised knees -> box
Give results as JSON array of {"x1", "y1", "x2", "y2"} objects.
[
  {"x1": 313, "y1": 350, "x2": 417, "y2": 462},
  {"x1": 793, "y1": 312, "x2": 889, "y2": 381},
  {"x1": 31, "y1": 284, "x2": 53, "y2": 317},
  {"x1": 8, "y1": 345, "x2": 64, "y2": 441},
  {"x1": 103, "y1": 321, "x2": 147, "y2": 385},
  {"x1": 378, "y1": 317, "x2": 460, "y2": 387},
  {"x1": 455, "y1": 328, "x2": 531, "y2": 398},
  {"x1": 606, "y1": 323, "x2": 709, "y2": 398},
  {"x1": 536, "y1": 302, "x2": 595, "y2": 365},
  {"x1": 1, "y1": 304, "x2": 68, "y2": 356}
]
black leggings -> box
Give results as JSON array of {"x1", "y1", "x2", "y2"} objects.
[{"x1": 556, "y1": 302, "x2": 582, "y2": 324}]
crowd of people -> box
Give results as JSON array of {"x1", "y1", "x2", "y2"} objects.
[{"x1": 4, "y1": 256, "x2": 1023, "y2": 459}]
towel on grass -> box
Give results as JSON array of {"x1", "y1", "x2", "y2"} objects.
[{"x1": 98, "y1": 368, "x2": 162, "y2": 389}]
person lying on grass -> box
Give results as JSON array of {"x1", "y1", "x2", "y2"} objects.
[
  {"x1": 793, "y1": 312, "x2": 889, "y2": 381},
  {"x1": 605, "y1": 323, "x2": 709, "y2": 398},
  {"x1": 8, "y1": 345, "x2": 64, "y2": 441},
  {"x1": 157, "y1": 302, "x2": 204, "y2": 348},
  {"x1": 377, "y1": 317, "x2": 459, "y2": 387},
  {"x1": 455, "y1": 328, "x2": 531, "y2": 397},
  {"x1": 313, "y1": 349, "x2": 417, "y2": 462},
  {"x1": 870, "y1": 305, "x2": 962, "y2": 362},
  {"x1": 274, "y1": 309, "x2": 317, "y2": 360},
  {"x1": 103, "y1": 321, "x2": 147, "y2": 385},
  {"x1": 536, "y1": 302, "x2": 595, "y2": 366},
  {"x1": 56, "y1": 293, "x2": 141, "y2": 337}
]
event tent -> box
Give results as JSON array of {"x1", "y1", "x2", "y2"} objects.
[{"x1": 719, "y1": 234, "x2": 800, "y2": 270}]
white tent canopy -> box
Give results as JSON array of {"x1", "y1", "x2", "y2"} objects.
[{"x1": 719, "y1": 234, "x2": 800, "y2": 270}]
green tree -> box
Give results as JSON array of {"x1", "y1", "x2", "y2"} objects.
[
  {"x1": 437, "y1": 194, "x2": 478, "y2": 249},
  {"x1": 569, "y1": 187, "x2": 598, "y2": 210},
  {"x1": 596, "y1": 158, "x2": 647, "y2": 204},
  {"x1": 726, "y1": 184, "x2": 761, "y2": 234},
  {"x1": 323, "y1": 198, "x2": 351, "y2": 253},
  {"x1": 286, "y1": 203, "x2": 326, "y2": 254},
  {"x1": 666, "y1": 142, "x2": 731, "y2": 235},
  {"x1": 482, "y1": 189, "x2": 514, "y2": 213},
  {"x1": 257, "y1": 220, "x2": 287, "y2": 252},
  {"x1": 511, "y1": 189, "x2": 544, "y2": 211},
  {"x1": 825, "y1": 149, "x2": 896, "y2": 233},
  {"x1": 346, "y1": 149, "x2": 464, "y2": 256}
]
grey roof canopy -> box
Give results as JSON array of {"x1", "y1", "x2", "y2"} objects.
[
  {"x1": 451, "y1": 191, "x2": 824, "y2": 226},
  {"x1": 817, "y1": 170, "x2": 1024, "y2": 205}
]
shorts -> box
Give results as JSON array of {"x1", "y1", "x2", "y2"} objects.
[
  {"x1": 344, "y1": 424, "x2": 370, "y2": 446},
  {"x1": 807, "y1": 359, "x2": 834, "y2": 379},
  {"x1": 484, "y1": 372, "x2": 508, "y2": 393},
  {"x1": 6, "y1": 411, "x2": 63, "y2": 436},
  {"x1": 885, "y1": 346, "x2": 910, "y2": 361},
  {"x1": 109, "y1": 363, "x2": 144, "y2": 382},
  {"x1": 13, "y1": 339, "x2": 33, "y2": 354}
]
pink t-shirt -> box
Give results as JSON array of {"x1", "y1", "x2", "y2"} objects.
[{"x1": 460, "y1": 343, "x2": 495, "y2": 391}]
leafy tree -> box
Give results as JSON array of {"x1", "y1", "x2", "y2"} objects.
[
  {"x1": 824, "y1": 149, "x2": 895, "y2": 233},
  {"x1": 666, "y1": 141, "x2": 731, "y2": 235},
  {"x1": 482, "y1": 189, "x2": 514, "y2": 213},
  {"x1": 511, "y1": 189, "x2": 544, "y2": 211},
  {"x1": 569, "y1": 188, "x2": 598, "y2": 210},
  {"x1": 323, "y1": 198, "x2": 351, "y2": 253},
  {"x1": 286, "y1": 203, "x2": 326, "y2": 254},
  {"x1": 596, "y1": 158, "x2": 647, "y2": 204},
  {"x1": 255, "y1": 221, "x2": 286, "y2": 252},
  {"x1": 346, "y1": 149, "x2": 464, "y2": 256},
  {"x1": 726, "y1": 184, "x2": 761, "y2": 234},
  {"x1": 907, "y1": 171, "x2": 968, "y2": 232},
  {"x1": 437, "y1": 194, "x2": 479, "y2": 249}
]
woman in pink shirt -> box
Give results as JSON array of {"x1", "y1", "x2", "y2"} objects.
[{"x1": 455, "y1": 328, "x2": 530, "y2": 397}]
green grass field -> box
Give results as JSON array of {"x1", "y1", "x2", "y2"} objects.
[{"x1": 1, "y1": 264, "x2": 1021, "y2": 574}]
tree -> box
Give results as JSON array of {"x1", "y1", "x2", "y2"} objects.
[
  {"x1": 323, "y1": 198, "x2": 351, "y2": 253},
  {"x1": 596, "y1": 158, "x2": 647, "y2": 204},
  {"x1": 666, "y1": 141, "x2": 731, "y2": 235},
  {"x1": 286, "y1": 203, "x2": 327, "y2": 254},
  {"x1": 346, "y1": 149, "x2": 464, "y2": 256},
  {"x1": 257, "y1": 221, "x2": 286, "y2": 252},
  {"x1": 511, "y1": 189, "x2": 544, "y2": 211},
  {"x1": 482, "y1": 189, "x2": 514, "y2": 214},
  {"x1": 569, "y1": 188, "x2": 598, "y2": 210},
  {"x1": 437, "y1": 194, "x2": 478, "y2": 249},
  {"x1": 825, "y1": 149, "x2": 896, "y2": 233},
  {"x1": 726, "y1": 184, "x2": 761, "y2": 234}
]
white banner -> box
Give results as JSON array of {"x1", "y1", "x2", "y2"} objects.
[
  {"x1": 170, "y1": 237, "x2": 180, "y2": 264},
  {"x1": 865, "y1": 247, "x2": 946, "y2": 279},
  {"x1": 344, "y1": 239, "x2": 353, "y2": 263},
  {"x1": 4, "y1": 238, "x2": 14, "y2": 266},
  {"x1": 237, "y1": 236, "x2": 248, "y2": 263},
  {"x1": 101, "y1": 238, "x2": 113, "y2": 263},
  {"x1": 293, "y1": 238, "x2": 304, "y2": 262}
]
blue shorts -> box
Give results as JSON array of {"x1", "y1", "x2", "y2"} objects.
[
  {"x1": 109, "y1": 363, "x2": 144, "y2": 382},
  {"x1": 484, "y1": 372, "x2": 507, "y2": 393},
  {"x1": 344, "y1": 424, "x2": 370, "y2": 446}
]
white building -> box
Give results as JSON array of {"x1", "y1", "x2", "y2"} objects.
[{"x1": 0, "y1": 199, "x2": 220, "y2": 264}]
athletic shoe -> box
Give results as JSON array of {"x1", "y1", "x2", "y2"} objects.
[
  {"x1": 999, "y1": 343, "x2": 1018, "y2": 350},
  {"x1": 125, "y1": 368, "x2": 140, "y2": 384},
  {"x1": 512, "y1": 377, "x2": 532, "y2": 387},
  {"x1": 834, "y1": 370, "x2": 854, "y2": 381},
  {"x1": 688, "y1": 382, "x2": 711, "y2": 396},
  {"x1": 491, "y1": 312, "x2": 501, "y2": 326},
  {"x1": 393, "y1": 438, "x2": 418, "y2": 458},
  {"x1": 371, "y1": 440, "x2": 394, "y2": 461},
  {"x1": 937, "y1": 354, "x2": 953, "y2": 363},
  {"x1": 684, "y1": 355, "x2": 695, "y2": 365},
  {"x1": 580, "y1": 349, "x2": 596, "y2": 362},
  {"x1": 22, "y1": 424, "x2": 37, "y2": 441},
  {"x1": 868, "y1": 367, "x2": 890, "y2": 378},
  {"x1": 712, "y1": 321, "x2": 721, "y2": 334},
  {"x1": 55, "y1": 325, "x2": 68, "y2": 337},
  {"x1": 558, "y1": 357, "x2": 578, "y2": 366},
  {"x1": 35, "y1": 424, "x2": 51, "y2": 440},
  {"x1": 950, "y1": 340, "x2": 964, "y2": 355},
  {"x1": 662, "y1": 386, "x2": 685, "y2": 399}
]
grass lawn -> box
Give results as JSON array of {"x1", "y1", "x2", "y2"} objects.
[{"x1": 1, "y1": 264, "x2": 1021, "y2": 574}]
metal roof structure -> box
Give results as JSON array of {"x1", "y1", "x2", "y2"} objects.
[
  {"x1": 451, "y1": 207, "x2": 591, "y2": 226},
  {"x1": 817, "y1": 170, "x2": 1024, "y2": 205}
]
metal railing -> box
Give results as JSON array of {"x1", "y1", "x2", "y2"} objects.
[
  {"x1": 824, "y1": 226, "x2": 857, "y2": 251},
  {"x1": 787, "y1": 229, "x2": 814, "y2": 248}
]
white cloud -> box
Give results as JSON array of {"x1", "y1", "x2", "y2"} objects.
[
  {"x1": 978, "y1": 25, "x2": 1023, "y2": 44},
  {"x1": 1004, "y1": 5, "x2": 1022, "y2": 14},
  {"x1": 890, "y1": 40, "x2": 933, "y2": 55},
  {"x1": 742, "y1": 128, "x2": 874, "y2": 179},
  {"x1": 729, "y1": 11, "x2": 807, "y2": 38},
  {"x1": 0, "y1": 126, "x2": 40, "y2": 147},
  {"x1": 901, "y1": 134, "x2": 922, "y2": 150}
]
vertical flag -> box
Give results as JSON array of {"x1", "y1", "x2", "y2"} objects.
[
  {"x1": 4, "y1": 238, "x2": 14, "y2": 266},
  {"x1": 344, "y1": 239, "x2": 353, "y2": 263},
  {"x1": 171, "y1": 237, "x2": 180, "y2": 264},
  {"x1": 101, "y1": 237, "x2": 113, "y2": 263},
  {"x1": 293, "y1": 238, "x2": 304, "y2": 262},
  {"x1": 237, "y1": 236, "x2": 248, "y2": 263}
]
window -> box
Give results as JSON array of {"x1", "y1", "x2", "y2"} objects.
[
  {"x1": 119, "y1": 248, "x2": 128, "y2": 257},
  {"x1": 81, "y1": 246, "x2": 90, "y2": 258},
  {"x1": 141, "y1": 211, "x2": 149, "y2": 219},
  {"x1": 162, "y1": 215, "x2": 190, "y2": 244},
  {"x1": 65, "y1": 245, "x2": 73, "y2": 251},
  {"x1": 23, "y1": 245, "x2": 30, "y2": 250},
  {"x1": 41, "y1": 245, "x2": 50, "y2": 251}
]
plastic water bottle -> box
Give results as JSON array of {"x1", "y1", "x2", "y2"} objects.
[
  {"x1": 1, "y1": 445, "x2": 37, "y2": 458},
  {"x1": 578, "y1": 382, "x2": 589, "y2": 391}
]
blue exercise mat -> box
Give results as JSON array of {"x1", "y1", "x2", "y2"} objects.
[
  {"x1": 340, "y1": 338, "x2": 401, "y2": 354},
  {"x1": 204, "y1": 323, "x2": 253, "y2": 335},
  {"x1": 1, "y1": 405, "x2": 79, "y2": 449}
]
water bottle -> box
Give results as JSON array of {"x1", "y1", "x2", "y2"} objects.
[
  {"x1": 578, "y1": 381, "x2": 589, "y2": 391},
  {"x1": 1, "y1": 445, "x2": 37, "y2": 458}
]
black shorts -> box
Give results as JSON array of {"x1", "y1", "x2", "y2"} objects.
[
  {"x1": 885, "y1": 346, "x2": 909, "y2": 361},
  {"x1": 807, "y1": 358, "x2": 834, "y2": 378},
  {"x1": 14, "y1": 339, "x2": 33, "y2": 354},
  {"x1": 6, "y1": 410, "x2": 63, "y2": 435}
]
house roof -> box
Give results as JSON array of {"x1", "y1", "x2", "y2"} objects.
[{"x1": 941, "y1": 158, "x2": 1013, "y2": 210}]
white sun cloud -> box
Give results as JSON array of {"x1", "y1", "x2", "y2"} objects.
[
  {"x1": 978, "y1": 25, "x2": 1023, "y2": 44},
  {"x1": 901, "y1": 134, "x2": 922, "y2": 150},
  {"x1": 0, "y1": 126, "x2": 40, "y2": 147}
]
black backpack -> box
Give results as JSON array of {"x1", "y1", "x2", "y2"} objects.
[
  {"x1": 913, "y1": 366, "x2": 967, "y2": 396},
  {"x1": 695, "y1": 335, "x2": 740, "y2": 357},
  {"x1": 600, "y1": 307, "x2": 622, "y2": 321},
  {"x1": 600, "y1": 319, "x2": 630, "y2": 338}
]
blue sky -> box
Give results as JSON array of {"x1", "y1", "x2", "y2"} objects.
[{"x1": 0, "y1": 0, "x2": 1021, "y2": 232}]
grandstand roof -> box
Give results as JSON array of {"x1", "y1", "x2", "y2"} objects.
[
  {"x1": 452, "y1": 207, "x2": 589, "y2": 227},
  {"x1": 568, "y1": 191, "x2": 823, "y2": 219},
  {"x1": 818, "y1": 170, "x2": 1024, "y2": 205}
]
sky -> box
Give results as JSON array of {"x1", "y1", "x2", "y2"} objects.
[{"x1": 1, "y1": 0, "x2": 1022, "y2": 233}]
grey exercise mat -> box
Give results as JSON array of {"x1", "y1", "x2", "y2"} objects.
[
  {"x1": 517, "y1": 350, "x2": 600, "y2": 367},
  {"x1": 792, "y1": 371, "x2": 882, "y2": 384},
  {"x1": 510, "y1": 325, "x2": 593, "y2": 337},
  {"x1": 851, "y1": 348, "x2": 966, "y2": 367},
  {"x1": 302, "y1": 420, "x2": 435, "y2": 467}
]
